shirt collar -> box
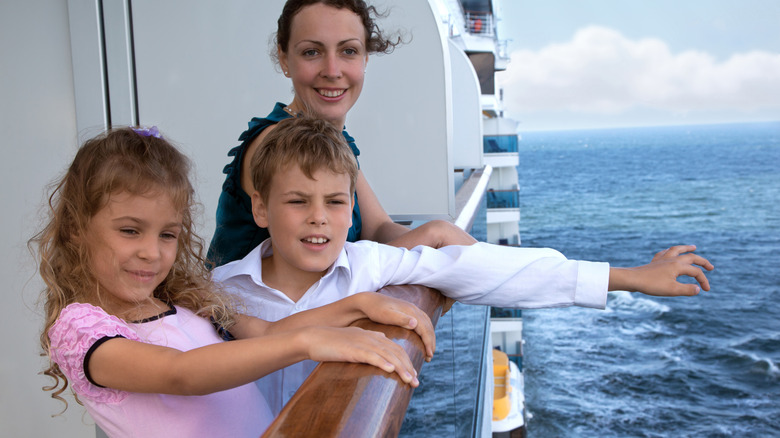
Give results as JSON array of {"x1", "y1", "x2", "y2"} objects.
[{"x1": 215, "y1": 238, "x2": 353, "y2": 287}]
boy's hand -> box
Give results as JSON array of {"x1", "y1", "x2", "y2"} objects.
[
  {"x1": 352, "y1": 293, "x2": 436, "y2": 361},
  {"x1": 610, "y1": 245, "x2": 714, "y2": 296},
  {"x1": 304, "y1": 326, "x2": 420, "y2": 387}
]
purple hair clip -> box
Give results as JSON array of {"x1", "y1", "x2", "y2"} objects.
[{"x1": 132, "y1": 125, "x2": 162, "y2": 139}]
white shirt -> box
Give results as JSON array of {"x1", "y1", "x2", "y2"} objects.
[{"x1": 212, "y1": 239, "x2": 609, "y2": 414}]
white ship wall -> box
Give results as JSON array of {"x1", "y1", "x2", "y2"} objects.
[{"x1": 1, "y1": 1, "x2": 92, "y2": 436}]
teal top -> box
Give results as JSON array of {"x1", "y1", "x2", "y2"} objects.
[{"x1": 207, "y1": 103, "x2": 362, "y2": 268}]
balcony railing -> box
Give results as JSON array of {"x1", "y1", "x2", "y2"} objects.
[
  {"x1": 487, "y1": 189, "x2": 519, "y2": 209},
  {"x1": 262, "y1": 285, "x2": 446, "y2": 437},
  {"x1": 483, "y1": 135, "x2": 519, "y2": 154},
  {"x1": 464, "y1": 11, "x2": 494, "y2": 36}
]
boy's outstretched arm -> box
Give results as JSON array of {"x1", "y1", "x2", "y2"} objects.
[{"x1": 608, "y1": 245, "x2": 714, "y2": 296}]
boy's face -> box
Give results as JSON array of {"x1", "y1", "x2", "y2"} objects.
[{"x1": 252, "y1": 164, "x2": 353, "y2": 283}]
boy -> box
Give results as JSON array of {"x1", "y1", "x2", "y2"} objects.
[{"x1": 212, "y1": 116, "x2": 713, "y2": 414}]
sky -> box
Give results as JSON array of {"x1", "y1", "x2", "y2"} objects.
[{"x1": 494, "y1": 0, "x2": 780, "y2": 131}]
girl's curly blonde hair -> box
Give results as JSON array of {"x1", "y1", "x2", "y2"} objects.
[{"x1": 30, "y1": 127, "x2": 235, "y2": 410}]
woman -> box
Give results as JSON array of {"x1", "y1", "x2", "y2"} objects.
[{"x1": 208, "y1": 0, "x2": 475, "y2": 267}]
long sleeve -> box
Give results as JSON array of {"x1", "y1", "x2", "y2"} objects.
[{"x1": 356, "y1": 242, "x2": 609, "y2": 309}]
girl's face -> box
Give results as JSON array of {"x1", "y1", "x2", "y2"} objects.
[
  {"x1": 85, "y1": 190, "x2": 182, "y2": 315},
  {"x1": 279, "y1": 3, "x2": 368, "y2": 128}
]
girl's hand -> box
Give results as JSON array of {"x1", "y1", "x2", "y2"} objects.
[
  {"x1": 304, "y1": 326, "x2": 420, "y2": 386},
  {"x1": 351, "y1": 293, "x2": 436, "y2": 360},
  {"x1": 610, "y1": 245, "x2": 714, "y2": 296}
]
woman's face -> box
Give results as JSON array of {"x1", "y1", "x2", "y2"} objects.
[{"x1": 279, "y1": 3, "x2": 368, "y2": 128}]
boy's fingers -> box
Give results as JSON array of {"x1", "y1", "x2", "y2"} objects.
[
  {"x1": 690, "y1": 254, "x2": 715, "y2": 271},
  {"x1": 655, "y1": 244, "x2": 695, "y2": 259},
  {"x1": 670, "y1": 244, "x2": 697, "y2": 254},
  {"x1": 691, "y1": 267, "x2": 710, "y2": 292},
  {"x1": 677, "y1": 283, "x2": 701, "y2": 296},
  {"x1": 678, "y1": 264, "x2": 710, "y2": 292}
]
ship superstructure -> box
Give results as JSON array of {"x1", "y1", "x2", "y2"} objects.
[
  {"x1": 442, "y1": 0, "x2": 521, "y2": 247},
  {"x1": 435, "y1": 1, "x2": 527, "y2": 436}
]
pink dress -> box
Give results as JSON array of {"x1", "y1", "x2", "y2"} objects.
[{"x1": 49, "y1": 303, "x2": 273, "y2": 437}]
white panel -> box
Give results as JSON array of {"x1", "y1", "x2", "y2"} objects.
[
  {"x1": 350, "y1": 0, "x2": 455, "y2": 220},
  {"x1": 3, "y1": 1, "x2": 94, "y2": 436},
  {"x1": 448, "y1": 39, "x2": 483, "y2": 169},
  {"x1": 68, "y1": 0, "x2": 109, "y2": 137},
  {"x1": 102, "y1": 0, "x2": 136, "y2": 125},
  {"x1": 129, "y1": 0, "x2": 290, "y2": 237},
  {"x1": 484, "y1": 154, "x2": 519, "y2": 169}
]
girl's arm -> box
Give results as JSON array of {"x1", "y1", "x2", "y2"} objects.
[
  {"x1": 88, "y1": 324, "x2": 419, "y2": 396},
  {"x1": 229, "y1": 292, "x2": 436, "y2": 359},
  {"x1": 608, "y1": 245, "x2": 714, "y2": 296},
  {"x1": 356, "y1": 171, "x2": 477, "y2": 248}
]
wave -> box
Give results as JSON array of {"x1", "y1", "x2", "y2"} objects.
[
  {"x1": 606, "y1": 290, "x2": 672, "y2": 315},
  {"x1": 731, "y1": 349, "x2": 780, "y2": 377}
]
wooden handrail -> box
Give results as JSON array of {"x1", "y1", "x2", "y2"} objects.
[{"x1": 261, "y1": 284, "x2": 447, "y2": 437}]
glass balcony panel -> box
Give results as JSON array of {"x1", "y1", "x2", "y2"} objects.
[
  {"x1": 483, "y1": 135, "x2": 518, "y2": 154},
  {"x1": 487, "y1": 189, "x2": 519, "y2": 209}
]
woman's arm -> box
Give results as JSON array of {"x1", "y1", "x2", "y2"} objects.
[
  {"x1": 355, "y1": 171, "x2": 477, "y2": 248},
  {"x1": 88, "y1": 324, "x2": 419, "y2": 396},
  {"x1": 384, "y1": 220, "x2": 477, "y2": 249}
]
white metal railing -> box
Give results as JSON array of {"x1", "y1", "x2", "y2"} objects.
[{"x1": 464, "y1": 11, "x2": 494, "y2": 36}]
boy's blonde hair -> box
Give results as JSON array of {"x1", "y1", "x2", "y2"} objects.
[
  {"x1": 31, "y1": 127, "x2": 234, "y2": 410},
  {"x1": 250, "y1": 116, "x2": 359, "y2": 203}
]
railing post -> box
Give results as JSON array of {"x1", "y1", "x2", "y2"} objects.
[{"x1": 262, "y1": 285, "x2": 447, "y2": 437}]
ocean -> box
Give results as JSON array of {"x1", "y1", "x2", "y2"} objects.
[{"x1": 516, "y1": 122, "x2": 780, "y2": 437}]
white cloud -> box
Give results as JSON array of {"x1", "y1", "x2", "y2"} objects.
[{"x1": 498, "y1": 26, "x2": 780, "y2": 116}]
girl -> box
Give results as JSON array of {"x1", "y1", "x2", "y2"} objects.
[
  {"x1": 208, "y1": 0, "x2": 477, "y2": 267},
  {"x1": 33, "y1": 127, "x2": 434, "y2": 437}
]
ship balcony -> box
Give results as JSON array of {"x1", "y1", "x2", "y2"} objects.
[
  {"x1": 483, "y1": 135, "x2": 518, "y2": 154},
  {"x1": 464, "y1": 11, "x2": 494, "y2": 37},
  {"x1": 487, "y1": 189, "x2": 519, "y2": 210},
  {"x1": 490, "y1": 309, "x2": 524, "y2": 372},
  {"x1": 486, "y1": 188, "x2": 520, "y2": 245},
  {"x1": 486, "y1": 189, "x2": 520, "y2": 229},
  {"x1": 483, "y1": 135, "x2": 520, "y2": 168}
]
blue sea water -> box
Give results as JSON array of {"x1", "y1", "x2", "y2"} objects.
[{"x1": 517, "y1": 122, "x2": 780, "y2": 437}]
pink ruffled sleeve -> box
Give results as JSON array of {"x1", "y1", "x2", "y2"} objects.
[{"x1": 49, "y1": 303, "x2": 140, "y2": 403}]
